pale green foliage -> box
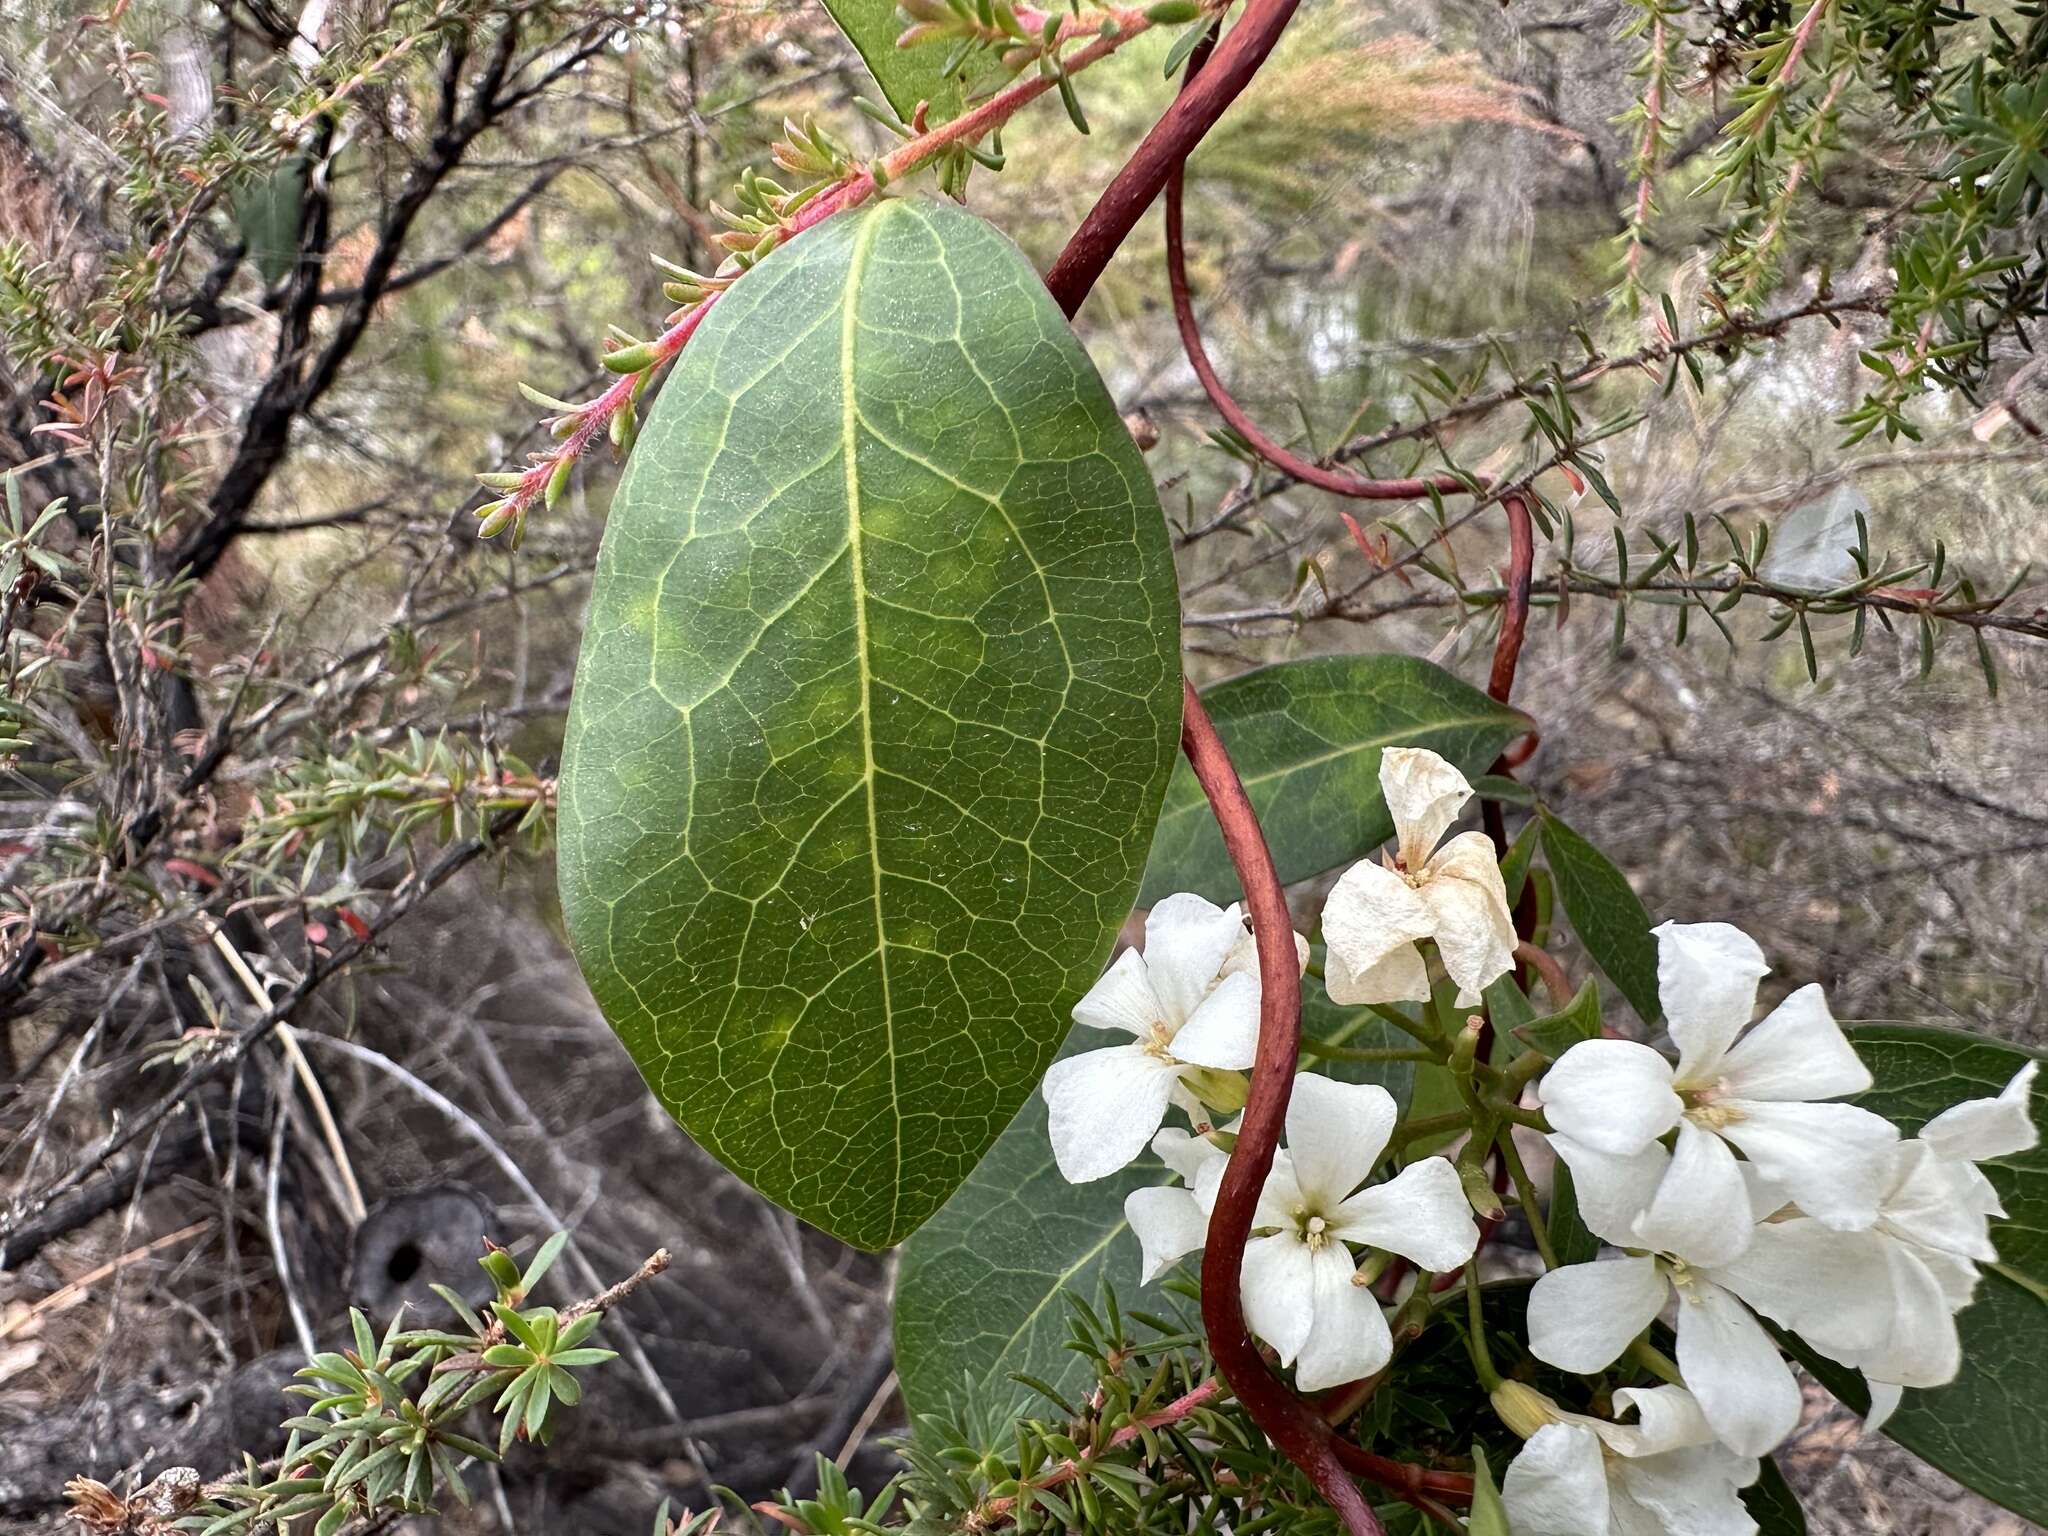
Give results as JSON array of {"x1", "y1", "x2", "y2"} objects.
[{"x1": 176, "y1": 1237, "x2": 619, "y2": 1536}]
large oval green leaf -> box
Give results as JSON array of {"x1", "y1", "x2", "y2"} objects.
[
  {"x1": 1139, "y1": 656, "x2": 1530, "y2": 905},
  {"x1": 559, "y1": 199, "x2": 1182, "y2": 1250},
  {"x1": 1789, "y1": 1025, "x2": 2048, "y2": 1522},
  {"x1": 894, "y1": 1029, "x2": 1172, "y2": 1418}
]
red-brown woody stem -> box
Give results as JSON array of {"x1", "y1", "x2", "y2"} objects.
[
  {"x1": 1045, "y1": 0, "x2": 1304, "y2": 316},
  {"x1": 1164, "y1": 139, "x2": 1466, "y2": 502},
  {"x1": 1488, "y1": 492, "x2": 1535, "y2": 705},
  {"x1": 1180, "y1": 681, "x2": 1387, "y2": 1536}
]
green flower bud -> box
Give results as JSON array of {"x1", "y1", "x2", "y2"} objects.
[{"x1": 1183, "y1": 1067, "x2": 1248, "y2": 1114}]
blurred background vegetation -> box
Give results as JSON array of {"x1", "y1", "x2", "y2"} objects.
[{"x1": 0, "y1": 0, "x2": 2043, "y2": 1527}]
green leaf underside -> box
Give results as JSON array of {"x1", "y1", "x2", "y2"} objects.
[
  {"x1": 1789, "y1": 1025, "x2": 2048, "y2": 1522},
  {"x1": 818, "y1": 0, "x2": 967, "y2": 125},
  {"x1": 1139, "y1": 656, "x2": 1530, "y2": 906},
  {"x1": 559, "y1": 199, "x2": 1181, "y2": 1249},
  {"x1": 895, "y1": 1029, "x2": 1171, "y2": 1419},
  {"x1": 1536, "y1": 811, "x2": 1662, "y2": 1027}
]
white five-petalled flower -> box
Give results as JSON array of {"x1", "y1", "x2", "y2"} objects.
[
  {"x1": 1500, "y1": 1384, "x2": 1761, "y2": 1536},
  {"x1": 1538, "y1": 920, "x2": 1897, "y2": 1259},
  {"x1": 1321, "y1": 748, "x2": 1517, "y2": 1009},
  {"x1": 1237, "y1": 1074, "x2": 1479, "y2": 1390},
  {"x1": 1526, "y1": 1136, "x2": 1805, "y2": 1458},
  {"x1": 1715, "y1": 1060, "x2": 2039, "y2": 1432},
  {"x1": 1045, "y1": 894, "x2": 1303, "y2": 1183},
  {"x1": 1536, "y1": 1044, "x2": 2037, "y2": 1457}
]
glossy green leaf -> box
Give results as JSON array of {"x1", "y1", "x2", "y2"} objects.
[
  {"x1": 1790, "y1": 1026, "x2": 2048, "y2": 1521},
  {"x1": 1546, "y1": 1162, "x2": 1602, "y2": 1267},
  {"x1": 1484, "y1": 971, "x2": 1538, "y2": 1052},
  {"x1": 1537, "y1": 811, "x2": 1661, "y2": 1026},
  {"x1": 559, "y1": 200, "x2": 1182, "y2": 1249},
  {"x1": 894, "y1": 1034, "x2": 1171, "y2": 1418},
  {"x1": 1140, "y1": 656, "x2": 1530, "y2": 905},
  {"x1": 819, "y1": 0, "x2": 966, "y2": 126},
  {"x1": 1741, "y1": 1457, "x2": 1807, "y2": 1536}
]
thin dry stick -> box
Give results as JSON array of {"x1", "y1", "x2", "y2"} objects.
[
  {"x1": 0, "y1": 1220, "x2": 212, "y2": 1341},
  {"x1": 203, "y1": 916, "x2": 367, "y2": 1223},
  {"x1": 293, "y1": 1031, "x2": 686, "y2": 1428},
  {"x1": 832, "y1": 1369, "x2": 898, "y2": 1470}
]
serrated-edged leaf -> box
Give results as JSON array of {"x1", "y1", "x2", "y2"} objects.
[
  {"x1": 560, "y1": 199, "x2": 1182, "y2": 1250},
  {"x1": 1139, "y1": 656, "x2": 1529, "y2": 905},
  {"x1": 820, "y1": 0, "x2": 967, "y2": 125},
  {"x1": 1788, "y1": 1026, "x2": 2048, "y2": 1521},
  {"x1": 894, "y1": 1028, "x2": 1172, "y2": 1417},
  {"x1": 1537, "y1": 811, "x2": 1660, "y2": 1026}
]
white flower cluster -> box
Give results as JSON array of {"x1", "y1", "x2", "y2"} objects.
[
  {"x1": 1044, "y1": 751, "x2": 1509, "y2": 1387},
  {"x1": 1509, "y1": 920, "x2": 2038, "y2": 1533},
  {"x1": 1041, "y1": 745, "x2": 2038, "y2": 1536}
]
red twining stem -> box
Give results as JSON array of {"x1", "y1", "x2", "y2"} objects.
[
  {"x1": 1044, "y1": 0, "x2": 1303, "y2": 317},
  {"x1": 1180, "y1": 680, "x2": 1387, "y2": 1536},
  {"x1": 1164, "y1": 145, "x2": 1465, "y2": 502},
  {"x1": 1181, "y1": 684, "x2": 1479, "y2": 1519},
  {"x1": 1487, "y1": 492, "x2": 1535, "y2": 705},
  {"x1": 1481, "y1": 492, "x2": 1536, "y2": 884}
]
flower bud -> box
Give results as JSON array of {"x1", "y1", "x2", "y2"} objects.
[
  {"x1": 1183, "y1": 1067, "x2": 1248, "y2": 1115},
  {"x1": 1145, "y1": 0, "x2": 1203, "y2": 20},
  {"x1": 1490, "y1": 1380, "x2": 1562, "y2": 1440}
]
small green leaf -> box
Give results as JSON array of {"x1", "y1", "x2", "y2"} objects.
[
  {"x1": 1514, "y1": 979, "x2": 1601, "y2": 1061},
  {"x1": 1546, "y1": 1161, "x2": 1601, "y2": 1266},
  {"x1": 520, "y1": 1232, "x2": 568, "y2": 1295},
  {"x1": 1161, "y1": 11, "x2": 1218, "y2": 75},
  {"x1": 1466, "y1": 1445, "x2": 1510, "y2": 1536},
  {"x1": 1537, "y1": 811, "x2": 1660, "y2": 1025}
]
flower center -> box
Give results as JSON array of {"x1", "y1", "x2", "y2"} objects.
[
  {"x1": 1665, "y1": 1258, "x2": 1702, "y2": 1300},
  {"x1": 1680, "y1": 1081, "x2": 1745, "y2": 1129},
  {"x1": 1297, "y1": 1210, "x2": 1332, "y2": 1251},
  {"x1": 1142, "y1": 1021, "x2": 1178, "y2": 1061}
]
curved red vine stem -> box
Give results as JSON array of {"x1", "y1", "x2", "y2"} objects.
[
  {"x1": 1045, "y1": 0, "x2": 1304, "y2": 316},
  {"x1": 1164, "y1": 149, "x2": 1466, "y2": 501},
  {"x1": 1182, "y1": 682, "x2": 1477, "y2": 1529},
  {"x1": 1487, "y1": 492, "x2": 1535, "y2": 705},
  {"x1": 1181, "y1": 681, "x2": 1385, "y2": 1536}
]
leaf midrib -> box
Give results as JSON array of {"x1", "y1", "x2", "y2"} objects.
[{"x1": 840, "y1": 203, "x2": 902, "y2": 1237}]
